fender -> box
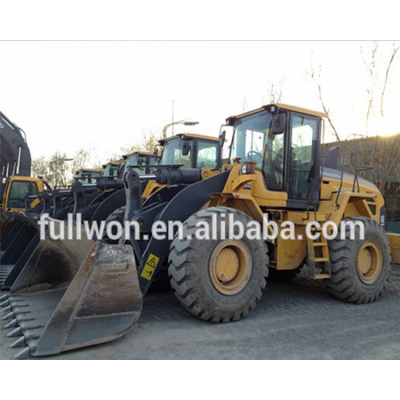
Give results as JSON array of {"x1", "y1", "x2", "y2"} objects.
[{"x1": 134, "y1": 170, "x2": 231, "y2": 294}]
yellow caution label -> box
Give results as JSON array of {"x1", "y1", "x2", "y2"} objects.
[{"x1": 141, "y1": 253, "x2": 160, "y2": 280}]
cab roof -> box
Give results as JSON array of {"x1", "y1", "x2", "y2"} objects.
[
  {"x1": 226, "y1": 103, "x2": 328, "y2": 122},
  {"x1": 75, "y1": 168, "x2": 103, "y2": 174},
  {"x1": 122, "y1": 150, "x2": 154, "y2": 159},
  {"x1": 101, "y1": 161, "x2": 121, "y2": 168},
  {"x1": 160, "y1": 133, "x2": 219, "y2": 144}
]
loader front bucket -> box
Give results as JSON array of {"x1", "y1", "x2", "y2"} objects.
[
  {"x1": 1, "y1": 218, "x2": 142, "y2": 358},
  {"x1": 0, "y1": 210, "x2": 11, "y2": 237},
  {"x1": 0, "y1": 214, "x2": 40, "y2": 289}
]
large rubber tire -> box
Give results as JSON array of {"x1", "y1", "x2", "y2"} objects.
[
  {"x1": 328, "y1": 216, "x2": 391, "y2": 303},
  {"x1": 168, "y1": 207, "x2": 269, "y2": 323},
  {"x1": 101, "y1": 206, "x2": 126, "y2": 244}
]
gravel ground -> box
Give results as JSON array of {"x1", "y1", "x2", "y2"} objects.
[{"x1": 1, "y1": 264, "x2": 399, "y2": 360}]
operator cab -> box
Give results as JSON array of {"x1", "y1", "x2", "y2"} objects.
[
  {"x1": 75, "y1": 168, "x2": 103, "y2": 184},
  {"x1": 102, "y1": 161, "x2": 122, "y2": 179},
  {"x1": 3, "y1": 177, "x2": 42, "y2": 211},
  {"x1": 226, "y1": 104, "x2": 326, "y2": 209},
  {"x1": 122, "y1": 151, "x2": 156, "y2": 176},
  {"x1": 155, "y1": 134, "x2": 222, "y2": 169}
]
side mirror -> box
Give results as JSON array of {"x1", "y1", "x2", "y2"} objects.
[
  {"x1": 219, "y1": 125, "x2": 234, "y2": 161},
  {"x1": 182, "y1": 141, "x2": 191, "y2": 156},
  {"x1": 219, "y1": 130, "x2": 226, "y2": 147},
  {"x1": 272, "y1": 114, "x2": 285, "y2": 135},
  {"x1": 154, "y1": 147, "x2": 160, "y2": 162}
]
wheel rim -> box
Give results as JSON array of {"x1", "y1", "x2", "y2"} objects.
[
  {"x1": 209, "y1": 240, "x2": 252, "y2": 295},
  {"x1": 356, "y1": 240, "x2": 382, "y2": 284}
]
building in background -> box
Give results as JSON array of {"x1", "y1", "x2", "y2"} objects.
[{"x1": 324, "y1": 133, "x2": 400, "y2": 233}]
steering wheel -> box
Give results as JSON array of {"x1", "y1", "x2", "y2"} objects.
[{"x1": 246, "y1": 150, "x2": 263, "y2": 164}]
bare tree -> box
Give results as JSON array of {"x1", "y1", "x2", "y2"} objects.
[
  {"x1": 71, "y1": 147, "x2": 102, "y2": 175},
  {"x1": 360, "y1": 41, "x2": 378, "y2": 135},
  {"x1": 360, "y1": 41, "x2": 400, "y2": 135},
  {"x1": 261, "y1": 80, "x2": 285, "y2": 105},
  {"x1": 111, "y1": 129, "x2": 159, "y2": 161},
  {"x1": 31, "y1": 156, "x2": 49, "y2": 179},
  {"x1": 380, "y1": 43, "x2": 399, "y2": 119},
  {"x1": 47, "y1": 152, "x2": 71, "y2": 188},
  {"x1": 307, "y1": 60, "x2": 341, "y2": 142},
  {"x1": 32, "y1": 148, "x2": 102, "y2": 188},
  {"x1": 267, "y1": 79, "x2": 284, "y2": 104}
]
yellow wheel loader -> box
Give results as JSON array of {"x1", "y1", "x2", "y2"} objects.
[
  {"x1": 102, "y1": 132, "x2": 224, "y2": 244},
  {"x1": 1, "y1": 104, "x2": 398, "y2": 358},
  {"x1": 102, "y1": 134, "x2": 226, "y2": 291},
  {"x1": 0, "y1": 132, "x2": 227, "y2": 357},
  {"x1": 74, "y1": 168, "x2": 104, "y2": 184}
]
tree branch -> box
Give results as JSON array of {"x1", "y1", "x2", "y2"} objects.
[
  {"x1": 380, "y1": 44, "x2": 399, "y2": 118},
  {"x1": 309, "y1": 70, "x2": 340, "y2": 142}
]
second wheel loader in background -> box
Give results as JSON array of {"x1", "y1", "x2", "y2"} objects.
[
  {"x1": 103, "y1": 132, "x2": 224, "y2": 242},
  {"x1": 1, "y1": 103, "x2": 398, "y2": 359},
  {"x1": 0, "y1": 132, "x2": 224, "y2": 291}
]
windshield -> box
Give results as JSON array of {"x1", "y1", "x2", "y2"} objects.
[
  {"x1": 103, "y1": 164, "x2": 120, "y2": 178},
  {"x1": 76, "y1": 170, "x2": 102, "y2": 184},
  {"x1": 229, "y1": 110, "x2": 285, "y2": 190},
  {"x1": 123, "y1": 154, "x2": 147, "y2": 175},
  {"x1": 229, "y1": 110, "x2": 273, "y2": 167},
  {"x1": 160, "y1": 137, "x2": 192, "y2": 167},
  {"x1": 7, "y1": 180, "x2": 39, "y2": 209}
]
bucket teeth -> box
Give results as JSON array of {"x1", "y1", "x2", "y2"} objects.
[
  {"x1": 14, "y1": 347, "x2": 30, "y2": 360},
  {"x1": 4, "y1": 318, "x2": 18, "y2": 329},
  {"x1": 1, "y1": 305, "x2": 12, "y2": 314},
  {"x1": 7, "y1": 327, "x2": 22, "y2": 337},
  {"x1": 0, "y1": 294, "x2": 8, "y2": 302},
  {"x1": 1, "y1": 311, "x2": 15, "y2": 321},
  {"x1": 0, "y1": 299, "x2": 10, "y2": 307},
  {"x1": 10, "y1": 336, "x2": 26, "y2": 348}
]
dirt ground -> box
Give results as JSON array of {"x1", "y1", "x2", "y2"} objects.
[{"x1": 1, "y1": 264, "x2": 399, "y2": 360}]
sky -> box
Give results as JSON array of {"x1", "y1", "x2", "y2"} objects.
[{"x1": 1, "y1": 2, "x2": 399, "y2": 169}]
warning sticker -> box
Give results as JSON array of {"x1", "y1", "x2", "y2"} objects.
[{"x1": 140, "y1": 253, "x2": 160, "y2": 280}]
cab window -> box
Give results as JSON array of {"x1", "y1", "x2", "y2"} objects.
[
  {"x1": 230, "y1": 111, "x2": 272, "y2": 167},
  {"x1": 161, "y1": 139, "x2": 191, "y2": 168},
  {"x1": 288, "y1": 115, "x2": 318, "y2": 200},
  {"x1": 196, "y1": 141, "x2": 219, "y2": 168},
  {"x1": 262, "y1": 131, "x2": 285, "y2": 191},
  {"x1": 7, "y1": 181, "x2": 39, "y2": 209}
]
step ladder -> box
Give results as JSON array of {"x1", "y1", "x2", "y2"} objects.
[{"x1": 306, "y1": 228, "x2": 331, "y2": 279}]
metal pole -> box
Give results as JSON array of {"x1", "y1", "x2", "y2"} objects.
[{"x1": 172, "y1": 100, "x2": 174, "y2": 136}]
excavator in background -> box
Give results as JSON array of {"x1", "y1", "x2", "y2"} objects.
[
  {"x1": 2, "y1": 103, "x2": 398, "y2": 359},
  {"x1": 0, "y1": 111, "x2": 49, "y2": 216}
]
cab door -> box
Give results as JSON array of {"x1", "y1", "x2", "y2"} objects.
[
  {"x1": 5, "y1": 179, "x2": 40, "y2": 211},
  {"x1": 285, "y1": 112, "x2": 321, "y2": 209}
]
